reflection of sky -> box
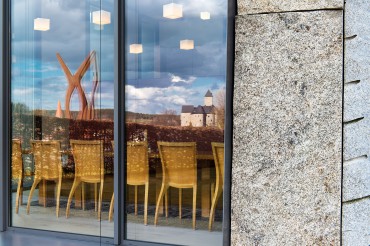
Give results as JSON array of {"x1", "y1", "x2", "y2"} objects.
[{"x1": 11, "y1": 0, "x2": 227, "y2": 114}]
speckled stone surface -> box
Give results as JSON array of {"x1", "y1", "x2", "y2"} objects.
[
  {"x1": 344, "y1": 82, "x2": 370, "y2": 122},
  {"x1": 343, "y1": 157, "x2": 370, "y2": 202},
  {"x1": 238, "y1": 0, "x2": 343, "y2": 15},
  {"x1": 342, "y1": 198, "x2": 370, "y2": 245},
  {"x1": 232, "y1": 11, "x2": 342, "y2": 245},
  {"x1": 344, "y1": 0, "x2": 370, "y2": 113},
  {"x1": 343, "y1": 0, "x2": 370, "y2": 245},
  {"x1": 343, "y1": 118, "x2": 370, "y2": 160}
]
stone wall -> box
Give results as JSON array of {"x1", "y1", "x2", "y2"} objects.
[
  {"x1": 232, "y1": 2, "x2": 343, "y2": 245},
  {"x1": 206, "y1": 114, "x2": 215, "y2": 127},
  {"x1": 181, "y1": 113, "x2": 191, "y2": 126},
  {"x1": 190, "y1": 114, "x2": 204, "y2": 127},
  {"x1": 343, "y1": 0, "x2": 370, "y2": 245}
]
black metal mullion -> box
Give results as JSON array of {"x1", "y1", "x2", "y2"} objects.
[{"x1": 114, "y1": 0, "x2": 125, "y2": 244}]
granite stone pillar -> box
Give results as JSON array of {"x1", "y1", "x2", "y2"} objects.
[
  {"x1": 343, "y1": 0, "x2": 370, "y2": 245},
  {"x1": 232, "y1": 1, "x2": 343, "y2": 245}
]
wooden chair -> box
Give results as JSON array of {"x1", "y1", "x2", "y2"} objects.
[
  {"x1": 109, "y1": 141, "x2": 149, "y2": 225},
  {"x1": 155, "y1": 142, "x2": 197, "y2": 229},
  {"x1": 66, "y1": 140, "x2": 104, "y2": 219},
  {"x1": 209, "y1": 142, "x2": 224, "y2": 231},
  {"x1": 26, "y1": 140, "x2": 63, "y2": 217},
  {"x1": 12, "y1": 139, "x2": 23, "y2": 214}
]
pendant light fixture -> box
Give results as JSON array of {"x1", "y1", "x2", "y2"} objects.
[
  {"x1": 163, "y1": 2, "x2": 183, "y2": 19},
  {"x1": 34, "y1": 18, "x2": 50, "y2": 31},
  {"x1": 200, "y1": 12, "x2": 211, "y2": 20},
  {"x1": 92, "y1": 10, "x2": 111, "y2": 25},
  {"x1": 180, "y1": 39, "x2": 194, "y2": 50},
  {"x1": 130, "y1": 44, "x2": 143, "y2": 54}
]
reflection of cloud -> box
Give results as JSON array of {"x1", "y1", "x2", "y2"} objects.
[
  {"x1": 170, "y1": 74, "x2": 196, "y2": 84},
  {"x1": 12, "y1": 88, "x2": 34, "y2": 96},
  {"x1": 183, "y1": 0, "x2": 226, "y2": 17},
  {"x1": 133, "y1": 0, "x2": 226, "y2": 17},
  {"x1": 126, "y1": 85, "x2": 198, "y2": 114},
  {"x1": 28, "y1": 65, "x2": 59, "y2": 73},
  {"x1": 13, "y1": 0, "x2": 115, "y2": 70}
]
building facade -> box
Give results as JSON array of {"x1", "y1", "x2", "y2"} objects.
[
  {"x1": 0, "y1": 0, "x2": 369, "y2": 246},
  {"x1": 181, "y1": 90, "x2": 216, "y2": 127}
]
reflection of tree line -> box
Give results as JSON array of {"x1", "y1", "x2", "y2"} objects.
[{"x1": 126, "y1": 109, "x2": 181, "y2": 126}]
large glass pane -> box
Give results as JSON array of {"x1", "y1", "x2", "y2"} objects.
[
  {"x1": 10, "y1": 0, "x2": 114, "y2": 237},
  {"x1": 125, "y1": 0, "x2": 227, "y2": 245}
]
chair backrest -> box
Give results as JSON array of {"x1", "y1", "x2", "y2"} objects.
[
  {"x1": 70, "y1": 140, "x2": 104, "y2": 182},
  {"x1": 157, "y1": 141, "x2": 197, "y2": 187},
  {"x1": 111, "y1": 141, "x2": 149, "y2": 185},
  {"x1": 126, "y1": 141, "x2": 149, "y2": 185},
  {"x1": 31, "y1": 140, "x2": 62, "y2": 180},
  {"x1": 12, "y1": 139, "x2": 23, "y2": 180},
  {"x1": 211, "y1": 142, "x2": 224, "y2": 187}
]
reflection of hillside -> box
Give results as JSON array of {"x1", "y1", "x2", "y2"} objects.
[
  {"x1": 126, "y1": 111, "x2": 180, "y2": 126},
  {"x1": 31, "y1": 108, "x2": 115, "y2": 121},
  {"x1": 20, "y1": 108, "x2": 181, "y2": 126}
]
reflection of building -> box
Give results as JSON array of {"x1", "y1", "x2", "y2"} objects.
[{"x1": 181, "y1": 90, "x2": 216, "y2": 127}]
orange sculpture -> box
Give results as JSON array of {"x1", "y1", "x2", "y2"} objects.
[
  {"x1": 56, "y1": 51, "x2": 99, "y2": 120},
  {"x1": 55, "y1": 100, "x2": 63, "y2": 118}
]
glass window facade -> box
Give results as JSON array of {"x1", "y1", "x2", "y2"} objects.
[
  {"x1": 8, "y1": 0, "x2": 228, "y2": 244},
  {"x1": 10, "y1": 0, "x2": 114, "y2": 237},
  {"x1": 124, "y1": 0, "x2": 227, "y2": 245}
]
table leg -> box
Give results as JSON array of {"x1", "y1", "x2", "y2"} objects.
[
  {"x1": 38, "y1": 180, "x2": 47, "y2": 206},
  {"x1": 74, "y1": 185, "x2": 82, "y2": 208}
]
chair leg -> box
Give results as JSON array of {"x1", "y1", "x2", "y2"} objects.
[
  {"x1": 144, "y1": 182, "x2": 149, "y2": 225},
  {"x1": 154, "y1": 182, "x2": 166, "y2": 226},
  {"x1": 179, "y1": 188, "x2": 182, "y2": 220},
  {"x1": 209, "y1": 185, "x2": 222, "y2": 231},
  {"x1": 26, "y1": 178, "x2": 41, "y2": 214},
  {"x1": 66, "y1": 179, "x2": 81, "y2": 218},
  {"x1": 20, "y1": 184, "x2": 23, "y2": 206},
  {"x1": 20, "y1": 185, "x2": 23, "y2": 206},
  {"x1": 95, "y1": 183, "x2": 98, "y2": 212},
  {"x1": 134, "y1": 185, "x2": 138, "y2": 216},
  {"x1": 82, "y1": 182, "x2": 85, "y2": 211},
  {"x1": 165, "y1": 189, "x2": 168, "y2": 218},
  {"x1": 15, "y1": 179, "x2": 22, "y2": 214},
  {"x1": 192, "y1": 185, "x2": 197, "y2": 230},
  {"x1": 108, "y1": 193, "x2": 114, "y2": 222},
  {"x1": 55, "y1": 178, "x2": 62, "y2": 218},
  {"x1": 98, "y1": 181, "x2": 104, "y2": 220}
]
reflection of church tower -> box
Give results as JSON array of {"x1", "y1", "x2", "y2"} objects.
[
  {"x1": 55, "y1": 100, "x2": 63, "y2": 118},
  {"x1": 204, "y1": 90, "x2": 213, "y2": 106}
]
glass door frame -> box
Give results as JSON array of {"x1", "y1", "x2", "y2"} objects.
[
  {"x1": 0, "y1": 0, "x2": 236, "y2": 245},
  {"x1": 0, "y1": 0, "x2": 9, "y2": 233}
]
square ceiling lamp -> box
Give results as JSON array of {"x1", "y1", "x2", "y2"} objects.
[
  {"x1": 34, "y1": 18, "x2": 50, "y2": 31},
  {"x1": 200, "y1": 12, "x2": 210, "y2": 20},
  {"x1": 163, "y1": 3, "x2": 183, "y2": 19},
  {"x1": 92, "y1": 10, "x2": 111, "y2": 26},
  {"x1": 130, "y1": 44, "x2": 143, "y2": 54},
  {"x1": 180, "y1": 39, "x2": 194, "y2": 50}
]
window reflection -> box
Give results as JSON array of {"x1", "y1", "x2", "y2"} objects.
[
  {"x1": 125, "y1": 0, "x2": 227, "y2": 245},
  {"x1": 11, "y1": 0, "x2": 114, "y2": 238},
  {"x1": 9, "y1": 0, "x2": 226, "y2": 244}
]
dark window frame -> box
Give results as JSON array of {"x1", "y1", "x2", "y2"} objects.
[{"x1": 0, "y1": 0, "x2": 236, "y2": 244}]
